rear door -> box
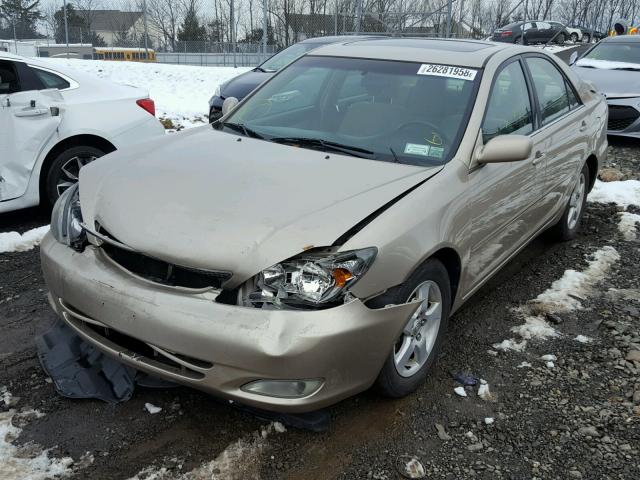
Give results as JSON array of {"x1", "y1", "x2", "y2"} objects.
[
  {"x1": 523, "y1": 22, "x2": 538, "y2": 43},
  {"x1": 0, "y1": 59, "x2": 62, "y2": 202},
  {"x1": 523, "y1": 55, "x2": 588, "y2": 216}
]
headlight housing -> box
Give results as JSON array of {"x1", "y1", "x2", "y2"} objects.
[
  {"x1": 50, "y1": 183, "x2": 86, "y2": 250},
  {"x1": 247, "y1": 247, "x2": 377, "y2": 309}
]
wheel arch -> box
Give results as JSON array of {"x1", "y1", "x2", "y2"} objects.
[
  {"x1": 39, "y1": 134, "x2": 117, "y2": 201},
  {"x1": 428, "y1": 247, "x2": 462, "y2": 308},
  {"x1": 585, "y1": 154, "x2": 598, "y2": 192}
]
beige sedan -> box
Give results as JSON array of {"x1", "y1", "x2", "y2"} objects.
[{"x1": 41, "y1": 38, "x2": 607, "y2": 412}]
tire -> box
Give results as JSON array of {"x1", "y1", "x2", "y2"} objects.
[
  {"x1": 548, "y1": 163, "x2": 589, "y2": 241},
  {"x1": 583, "y1": 33, "x2": 591, "y2": 43},
  {"x1": 571, "y1": 32, "x2": 579, "y2": 43},
  {"x1": 44, "y1": 145, "x2": 105, "y2": 207},
  {"x1": 514, "y1": 35, "x2": 524, "y2": 44},
  {"x1": 556, "y1": 33, "x2": 566, "y2": 44},
  {"x1": 372, "y1": 259, "x2": 451, "y2": 398}
]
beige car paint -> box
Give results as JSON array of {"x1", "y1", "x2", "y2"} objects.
[{"x1": 41, "y1": 40, "x2": 608, "y2": 411}]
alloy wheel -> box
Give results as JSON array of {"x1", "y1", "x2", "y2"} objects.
[
  {"x1": 567, "y1": 172, "x2": 586, "y2": 230},
  {"x1": 394, "y1": 280, "x2": 443, "y2": 378},
  {"x1": 56, "y1": 155, "x2": 97, "y2": 196}
]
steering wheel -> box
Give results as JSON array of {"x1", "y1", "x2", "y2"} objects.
[{"x1": 395, "y1": 120, "x2": 450, "y2": 147}]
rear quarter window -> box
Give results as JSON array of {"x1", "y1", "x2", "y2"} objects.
[{"x1": 32, "y1": 67, "x2": 71, "y2": 90}]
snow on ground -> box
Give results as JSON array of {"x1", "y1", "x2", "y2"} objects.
[
  {"x1": 129, "y1": 422, "x2": 286, "y2": 480},
  {"x1": 589, "y1": 179, "x2": 640, "y2": 208},
  {"x1": 617, "y1": 211, "x2": 640, "y2": 241},
  {"x1": 495, "y1": 246, "x2": 620, "y2": 352},
  {"x1": 0, "y1": 388, "x2": 73, "y2": 480},
  {"x1": 0, "y1": 226, "x2": 50, "y2": 254},
  {"x1": 45, "y1": 59, "x2": 251, "y2": 129}
]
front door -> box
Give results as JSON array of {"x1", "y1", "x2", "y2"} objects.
[{"x1": 461, "y1": 58, "x2": 546, "y2": 295}]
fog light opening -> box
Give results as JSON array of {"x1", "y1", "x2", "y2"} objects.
[{"x1": 241, "y1": 379, "x2": 323, "y2": 398}]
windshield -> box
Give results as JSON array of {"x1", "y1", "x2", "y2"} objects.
[
  {"x1": 583, "y1": 43, "x2": 640, "y2": 65},
  {"x1": 260, "y1": 42, "x2": 327, "y2": 71},
  {"x1": 222, "y1": 55, "x2": 479, "y2": 167}
]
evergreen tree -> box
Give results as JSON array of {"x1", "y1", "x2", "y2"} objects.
[
  {"x1": 0, "y1": 0, "x2": 42, "y2": 39},
  {"x1": 178, "y1": 4, "x2": 206, "y2": 42},
  {"x1": 52, "y1": 2, "x2": 104, "y2": 45}
]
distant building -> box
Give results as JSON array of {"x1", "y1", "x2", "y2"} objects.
[{"x1": 78, "y1": 10, "x2": 160, "y2": 47}]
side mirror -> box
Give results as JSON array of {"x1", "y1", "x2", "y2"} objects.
[
  {"x1": 476, "y1": 134, "x2": 533, "y2": 164},
  {"x1": 221, "y1": 96, "x2": 239, "y2": 116},
  {"x1": 569, "y1": 51, "x2": 578, "y2": 65}
]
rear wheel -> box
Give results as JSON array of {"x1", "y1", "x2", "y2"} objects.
[
  {"x1": 570, "y1": 32, "x2": 579, "y2": 42},
  {"x1": 44, "y1": 146, "x2": 105, "y2": 207},
  {"x1": 548, "y1": 163, "x2": 589, "y2": 241},
  {"x1": 556, "y1": 33, "x2": 566, "y2": 44},
  {"x1": 582, "y1": 33, "x2": 591, "y2": 43},
  {"x1": 373, "y1": 259, "x2": 451, "y2": 398},
  {"x1": 515, "y1": 35, "x2": 524, "y2": 44}
]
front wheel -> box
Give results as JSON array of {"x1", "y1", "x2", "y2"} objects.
[
  {"x1": 373, "y1": 259, "x2": 451, "y2": 398},
  {"x1": 571, "y1": 32, "x2": 579, "y2": 42},
  {"x1": 582, "y1": 33, "x2": 591, "y2": 43},
  {"x1": 548, "y1": 163, "x2": 589, "y2": 241},
  {"x1": 45, "y1": 145, "x2": 105, "y2": 207}
]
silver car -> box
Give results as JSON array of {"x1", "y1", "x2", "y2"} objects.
[
  {"x1": 572, "y1": 35, "x2": 640, "y2": 137},
  {"x1": 41, "y1": 38, "x2": 607, "y2": 412}
]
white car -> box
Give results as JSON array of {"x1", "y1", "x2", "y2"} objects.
[
  {"x1": 0, "y1": 52, "x2": 165, "y2": 213},
  {"x1": 566, "y1": 26, "x2": 583, "y2": 43}
]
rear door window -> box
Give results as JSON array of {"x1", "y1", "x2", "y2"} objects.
[
  {"x1": 482, "y1": 60, "x2": 534, "y2": 141},
  {"x1": 0, "y1": 60, "x2": 20, "y2": 94},
  {"x1": 525, "y1": 57, "x2": 571, "y2": 124}
]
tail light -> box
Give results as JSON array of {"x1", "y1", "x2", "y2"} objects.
[
  {"x1": 136, "y1": 98, "x2": 156, "y2": 116},
  {"x1": 501, "y1": 30, "x2": 512, "y2": 36}
]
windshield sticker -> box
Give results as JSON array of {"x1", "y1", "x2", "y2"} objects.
[
  {"x1": 428, "y1": 146, "x2": 444, "y2": 159},
  {"x1": 417, "y1": 64, "x2": 477, "y2": 81},
  {"x1": 404, "y1": 143, "x2": 431, "y2": 157}
]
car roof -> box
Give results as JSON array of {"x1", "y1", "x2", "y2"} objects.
[
  {"x1": 310, "y1": 38, "x2": 510, "y2": 68},
  {"x1": 602, "y1": 35, "x2": 640, "y2": 43}
]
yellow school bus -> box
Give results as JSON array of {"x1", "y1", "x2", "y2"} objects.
[{"x1": 94, "y1": 47, "x2": 156, "y2": 62}]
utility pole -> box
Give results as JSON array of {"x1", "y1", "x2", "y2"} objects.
[
  {"x1": 262, "y1": 0, "x2": 267, "y2": 61},
  {"x1": 12, "y1": 17, "x2": 17, "y2": 54},
  {"x1": 446, "y1": 0, "x2": 452, "y2": 38},
  {"x1": 231, "y1": 0, "x2": 236, "y2": 67},
  {"x1": 142, "y1": 0, "x2": 149, "y2": 58},
  {"x1": 63, "y1": 0, "x2": 70, "y2": 59}
]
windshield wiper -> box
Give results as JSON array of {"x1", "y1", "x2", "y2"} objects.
[
  {"x1": 269, "y1": 137, "x2": 376, "y2": 159},
  {"x1": 253, "y1": 66, "x2": 267, "y2": 72},
  {"x1": 221, "y1": 122, "x2": 264, "y2": 139}
]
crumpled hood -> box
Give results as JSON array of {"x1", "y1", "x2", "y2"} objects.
[
  {"x1": 221, "y1": 70, "x2": 274, "y2": 100},
  {"x1": 79, "y1": 126, "x2": 440, "y2": 284},
  {"x1": 574, "y1": 61, "x2": 640, "y2": 97}
]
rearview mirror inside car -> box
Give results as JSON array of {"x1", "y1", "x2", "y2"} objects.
[
  {"x1": 476, "y1": 134, "x2": 533, "y2": 164},
  {"x1": 222, "y1": 96, "x2": 239, "y2": 116}
]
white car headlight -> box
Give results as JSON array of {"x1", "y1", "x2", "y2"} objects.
[
  {"x1": 50, "y1": 183, "x2": 86, "y2": 250},
  {"x1": 249, "y1": 247, "x2": 377, "y2": 308}
]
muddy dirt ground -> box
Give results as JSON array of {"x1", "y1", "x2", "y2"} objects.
[{"x1": 1, "y1": 139, "x2": 639, "y2": 480}]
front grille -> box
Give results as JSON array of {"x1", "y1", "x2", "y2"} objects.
[
  {"x1": 608, "y1": 105, "x2": 639, "y2": 131},
  {"x1": 96, "y1": 226, "x2": 232, "y2": 289}
]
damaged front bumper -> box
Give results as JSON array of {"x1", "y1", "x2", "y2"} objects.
[{"x1": 40, "y1": 233, "x2": 418, "y2": 413}]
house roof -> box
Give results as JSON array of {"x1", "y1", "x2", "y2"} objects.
[{"x1": 79, "y1": 10, "x2": 142, "y2": 32}]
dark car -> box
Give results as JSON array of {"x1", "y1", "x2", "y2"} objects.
[
  {"x1": 492, "y1": 20, "x2": 570, "y2": 45},
  {"x1": 208, "y1": 35, "x2": 380, "y2": 122},
  {"x1": 571, "y1": 25, "x2": 606, "y2": 43}
]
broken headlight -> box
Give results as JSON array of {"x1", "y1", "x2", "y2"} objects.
[
  {"x1": 249, "y1": 247, "x2": 377, "y2": 308},
  {"x1": 50, "y1": 183, "x2": 86, "y2": 250}
]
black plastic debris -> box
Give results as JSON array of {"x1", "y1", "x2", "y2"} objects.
[
  {"x1": 223, "y1": 400, "x2": 331, "y2": 433},
  {"x1": 36, "y1": 320, "x2": 138, "y2": 403},
  {"x1": 452, "y1": 371, "x2": 478, "y2": 386}
]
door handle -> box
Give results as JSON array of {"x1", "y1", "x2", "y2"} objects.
[
  {"x1": 14, "y1": 108, "x2": 50, "y2": 117},
  {"x1": 579, "y1": 120, "x2": 588, "y2": 132},
  {"x1": 532, "y1": 150, "x2": 545, "y2": 165}
]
